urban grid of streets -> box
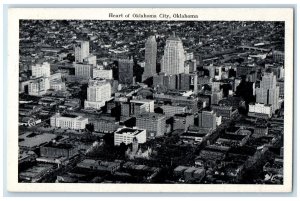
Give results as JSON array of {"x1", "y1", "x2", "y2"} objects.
[{"x1": 18, "y1": 20, "x2": 284, "y2": 184}]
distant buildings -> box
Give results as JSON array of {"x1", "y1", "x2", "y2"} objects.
[
  {"x1": 118, "y1": 59, "x2": 134, "y2": 85},
  {"x1": 135, "y1": 112, "x2": 166, "y2": 138},
  {"x1": 50, "y1": 113, "x2": 88, "y2": 130},
  {"x1": 142, "y1": 36, "x2": 157, "y2": 81},
  {"x1": 75, "y1": 41, "x2": 90, "y2": 63},
  {"x1": 114, "y1": 127, "x2": 147, "y2": 146},
  {"x1": 256, "y1": 72, "x2": 280, "y2": 113},
  {"x1": 161, "y1": 33, "x2": 185, "y2": 75},
  {"x1": 84, "y1": 78, "x2": 112, "y2": 110}
]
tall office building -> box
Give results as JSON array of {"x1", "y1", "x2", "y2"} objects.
[
  {"x1": 256, "y1": 71, "x2": 280, "y2": 113},
  {"x1": 84, "y1": 78, "x2": 112, "y2": 110},
  {"x1": 142, "y1": 36, "x2": 157, "y2": 81},
  {"x1": 31, "y1": 62, "x2": 51, "y2": 78},
  {"x1": 75, "y1": 41, "x2": 90, "y2": 63},
  {"x1": 118, "y1": 59, "x2": 134, "y2": 85},
  {"x1": 161, "y1": 33, "x2": 185, "y2": 75}
]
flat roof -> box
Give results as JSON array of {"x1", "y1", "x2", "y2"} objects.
[
  {"x1": 115, "y1": 128, "x2": 144, "y2": 135},
  {"x1": 219, "y1": 134, "x2": 247, "y2": 141},
  {"x1": 19, "y1": 132, "x2": 57, "y2": 148}
]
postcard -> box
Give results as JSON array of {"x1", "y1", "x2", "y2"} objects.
[{"x1": 6, "y1": 7, "x2": 294, "y2": 192}]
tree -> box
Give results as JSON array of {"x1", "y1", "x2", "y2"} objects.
[{"x1": 85, "y1": 123, "x2": 94, "y2": 133}]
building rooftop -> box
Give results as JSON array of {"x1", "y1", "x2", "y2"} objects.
[
  {"x1": 19, "y1": 132, "x2": 57, "y2": 148},
  {"x1": 115, "y1": 127, "x2": 145, "y2": 135}
]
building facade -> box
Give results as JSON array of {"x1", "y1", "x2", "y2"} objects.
[
  {"x1": 84, "y1": 78, "x2": 112, "y2": 110},
  {"x1": 142, "y1": 35, "x2": 157, "y2": 81},
  {"x1": 135, "y1": 112, "x2": 166, "y2": 138},
  {"x1": 118, "y1": 59, "x2": 134, "y2": 85},
  {"x1": 256, "y1": 72, "x2": 280, "y2": 113},
  {"x1": 114, "y1": 127, "x2": 147, "y2": 146},
  {"x1": 198, "y1": 110, "x2": 217, "y2": 130},
  {"x1": 28, "y1": 77, "x2": 50, "y2": 96},
  {"x1": 93, "y1": 67, "x2": 113, "y2": 80},
  {"x1": 161, "y1": 34, "x2": 185, "y2": 75},
  {"x1": 31, "y1": 62, "x2": 51, "y2": 78},
  {"x1": 75, "y1": 63, "x2": 93, "y2": 79},
  {"x1": 50, "y1": 113, "x2": 88, "y2": 130},
  {"x1": 75, "y1": 41, "x2": 90, "y2": 63}
]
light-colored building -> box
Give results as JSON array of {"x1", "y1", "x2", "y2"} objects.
[
  {"x1": 31, "y1": 62, "x2": 51, "y2": 78},
  {"x1": 50, "y1": 80, "x2": 66, "y2": 91},
  {"x1": 256, "y1": 72, "x2": 280, "y2": 113},
  {"x1": 114, "y1": 127, "x2": 147, "y2": 146},
  {"x1": 84, "y1": 78, "x2": 111, "y2": 110},
  {"x1": 93, "y1": 66, "x2": 113, "y2": 80},
  {"x1": 130, "y1": 99, "x2": 154, "y2": 113},
  {"x1": 249, "y1": 103, "x2": 272, "y2": 118},
  {"x1": 83, "y1": 55, "x2": 97, "y2": 66},
  {"x1": 74, "y1": 63, "x2": 93, "y2": 79},
  {"x1": 161, "y1": 33, "x2": 185, "y2": 75},
  {"x1": 159, "y1": 105, "x2": 187, "y2": 117},
  {"x1": 75, "y1": 41, "x2": 89, "y2": 63},
  {"x1": 50, "y1": 113, "x2": 88, "y2": 130},
  {"x1": 28, "y1": 77, "x2": 50, "y2": 96},
  {"x1": 135, "y1": 112, "x2": 166, "y2": 138},
  {"x1": 142, "y1": 35, "x2": 157, "y2": 81}
]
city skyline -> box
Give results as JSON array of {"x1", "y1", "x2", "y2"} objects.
[{"x1": 17, "y1": 19, "x2": 285, "y2": 185}]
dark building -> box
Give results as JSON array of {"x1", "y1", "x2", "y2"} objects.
[
  {"x1": 40, "y1": 142, "x2": 78, "y2": 159},
  {"x1": 118, "y1": 59, "x2": 134, "y2": 85}
]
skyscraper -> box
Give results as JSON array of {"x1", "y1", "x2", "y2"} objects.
[
  {"x1": 118, "y1": 59, "x2": 134, "y2": 85},
  {"x1": 256, "y1": 71, "x2": 280, "y2": 113},
  {"x1": 75, "y1": 41, "x2": 90, "y2": 63},
  {"x1": 84, "y1": 78, "x2": 111, "y2": 110},
  {"x1": 161, "y1": 33, "x2": 185, "y2": 75},
  {"x1": 142, "y1": 36, "x2": 157, "y2": 81}
]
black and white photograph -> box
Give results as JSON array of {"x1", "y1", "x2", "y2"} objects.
[{"x1": 6, "y1": 8, "x2": 294, "y2": 192}]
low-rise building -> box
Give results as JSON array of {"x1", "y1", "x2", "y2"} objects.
[
  {"x1": 50, "y1": 113, "x2": 88, "y2": 130},
  {"x1": 77, "y1": 159, "x2": 121, "y2": 173},
  {"x1": 114, "y1": 127, "x2": 147, "y2": 146},
  {"x1": 248, "y1": 103, "x2": 272, "y2": 119},
  {"x1": 40, "y1": 141, "x2": 78, "y2": 159}
]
